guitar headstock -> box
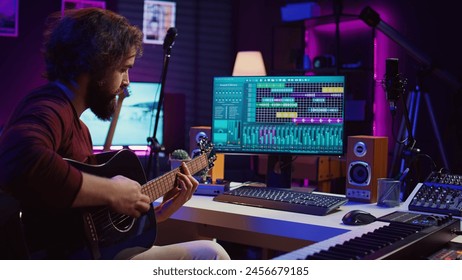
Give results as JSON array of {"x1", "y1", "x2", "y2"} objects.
[
  {"x1": 198, "y1": 137, "x2": 216, "y2": 170},
  {"x1": 119, "y1": 86, "x2": 131, "y2": 102}
]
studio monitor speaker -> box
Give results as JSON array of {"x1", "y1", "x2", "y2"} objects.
[
  {"x1": 345, "y1": 135, "x2": 388, "y2": 203},
  {"x1": 189, "y1": 126, "x2": 224, "y2": 183}
]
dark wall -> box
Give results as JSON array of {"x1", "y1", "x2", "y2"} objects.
[
  {"x1": 0, "y1": 0, "x2": 234, "y2": 153},
  {"x1": 233, "y1": 0, "x2": 462, "y2": 173},
  {"x1": 0, "y1": 0, "x2": 59, "y2": 123},
  {"x1": 1, "y1": 0, "x2": 461, "y2": 172},
  {"x1": 116, "y1": 0, "x2": 234, "y2": 151}
]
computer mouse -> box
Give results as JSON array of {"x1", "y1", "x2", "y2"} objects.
[{"x1": 342, "y1": 210, "x2": 376, "y2": 225}]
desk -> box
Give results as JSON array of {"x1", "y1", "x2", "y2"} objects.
[
  {"x1": 274, "y1": 183, "x2": 462, "y2": 260},
  {"x1": 154, "y1": 184, "x2": 405, "y2": 257},
  {"x1": 155, "y1": 183, "x2": 461, "y2": 259}
]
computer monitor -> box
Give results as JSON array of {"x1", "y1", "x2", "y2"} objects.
[
  {"x1": 80, "y1": 81, "x2": 163, "y2": 150},
  {"x1": 211, "y1": 75, "x2": 345, "y2": 188}
]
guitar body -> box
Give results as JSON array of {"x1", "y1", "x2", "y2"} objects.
[
  {"x1": 64, "y1": 139, "x2": 216, "y2": 259},
  {"x1": 66, "y1": 149, "x2": 157, "y2": 259}
]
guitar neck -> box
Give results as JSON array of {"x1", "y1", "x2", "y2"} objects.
[
  {"x1": 103, "y1": 92, "x2": 127, "y2": 151},
  {"x1": 141, "y1": 153, "x2": 208, "y2": 202}
]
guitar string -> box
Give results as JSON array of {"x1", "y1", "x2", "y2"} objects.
[
  {"x1": 90, "y1": 171, "x2": 178, "y2": 234},
  {"x1": 88, "y1": 152, "x2": 211, "y2": 236},
  {"x1": 142, "y1": 154, "x2": 207, "y2": 201},
  {"x1": 93, "y1": 212, "x2": 133, "y2": 234},
  {"x1": 90, "y1": 172, "x2": 179, "y2": 234},
  {"x1": 90, "y1": 160, "x2": 208, "y2": 233},
  {"x1": 88, "y1": 160, "x2": 183, "y2": 222}
]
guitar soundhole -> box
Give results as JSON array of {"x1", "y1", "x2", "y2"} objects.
[{"x1": 108, "y1": 211, "x2": 135, "y2": 233}]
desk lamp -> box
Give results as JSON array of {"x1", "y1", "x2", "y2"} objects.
[{"x1": 232, "y1": 51, "x2": 267, "y2": 76}]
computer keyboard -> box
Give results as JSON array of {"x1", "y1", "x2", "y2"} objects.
[
  {"x1": 213, "y1": 186, "x2": 348, "y2": 216},
  {"x1": 408, "y1": 171, "x2": 462, "y2": 216}
]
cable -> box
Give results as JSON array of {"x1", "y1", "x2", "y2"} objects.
[
  {"x1": 391, "y1": 113, "x2": 408, "y2": 145},
  {"x1": 277, "y1": 155, "x2": 298, "y2": 170}
]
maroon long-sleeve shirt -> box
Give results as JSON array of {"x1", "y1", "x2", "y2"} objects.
[{"x1": 0, "y1": 83, "x2": 94, "y2": 257}]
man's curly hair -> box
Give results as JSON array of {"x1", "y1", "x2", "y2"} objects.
[{"x1": 42, "y1": 8, "x2": 143, "y2": 82}]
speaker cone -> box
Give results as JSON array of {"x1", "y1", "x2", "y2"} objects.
[{"x1": 348, "y1": 161, "x2": 371, "y2": 186}]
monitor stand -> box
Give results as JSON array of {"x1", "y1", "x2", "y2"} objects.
[{"x1": 266, "y1": 154, "x2": 292, "y2": 188}]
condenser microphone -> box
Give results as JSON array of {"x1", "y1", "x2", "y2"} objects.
[
  {"x1": 385, "y1": 58, "x2": 400, "y2": 115},
  {"x1": 163, "y1": 27, "x2": 178, "y2": 52}
]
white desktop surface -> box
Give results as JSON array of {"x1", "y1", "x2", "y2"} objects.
[
  {"x1": 155, "y1": 184, "x2": 407, "y2": 251},
  {"x1": 155, "y1": 182, "x2": 460, "y2": 259},
  {"x1": 172, "y1": 194, "x2": 398, "y2": 240}
]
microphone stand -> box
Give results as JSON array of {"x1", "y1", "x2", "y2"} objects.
[
  {"x1": 146, "y1": 44, "x2": 173, "y2": 179},
  {"x1": 360, "y1": 6, "x2": 459, "y2": 198},
  {"x1": 399, "y1": 86, "x2": 421, "y2": 200},
  {"x1": 399, "y1": 82, "x2": 418, "y2": 157},
  {"x1": 391, "y1": 72, "x2": 422, "y2": 200}
]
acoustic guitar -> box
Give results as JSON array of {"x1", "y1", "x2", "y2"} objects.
[{"x1": 65, "y1": 139, "x2": 216, "y2": 259}]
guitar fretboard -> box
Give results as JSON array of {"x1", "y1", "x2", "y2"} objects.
[{"x1": 141, "y1": 153, "x2": 208, "y2": 202}]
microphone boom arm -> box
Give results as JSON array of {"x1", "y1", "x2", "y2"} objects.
[{"x1": 360, "y1": 6, "x2": 461, "y2": 91}]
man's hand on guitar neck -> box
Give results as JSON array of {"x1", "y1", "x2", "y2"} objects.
[
  {"x1": 72, "y1": 173, "x2": 151, "y2": 218},
  {"x1": 155, "y1": 162, "x2": 199, "y2": 223}
]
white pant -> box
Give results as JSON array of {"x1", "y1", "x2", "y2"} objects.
[{"x1": 129, "y1": 240, "x2": 230, "y2": 260}]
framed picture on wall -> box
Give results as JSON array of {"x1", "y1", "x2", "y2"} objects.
[
  {"x1": 62, "y1": 0, "x2": 106, "y2": 14},
  {"x1": 143, "y1": 0, "x2": 176, "y2": 45},
  {"x1": 0, "y1": 0, "x2": 19, "y2": 37}
]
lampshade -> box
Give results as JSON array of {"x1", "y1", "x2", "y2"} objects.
[{"x1": 232, "y1": 51, "x2": 267, "y2": 76}]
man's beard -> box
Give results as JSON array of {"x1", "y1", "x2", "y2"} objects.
[{"x1": 86, "y1": 80, "x2": 117, "y2": 121}]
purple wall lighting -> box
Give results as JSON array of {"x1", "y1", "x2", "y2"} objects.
[
  {"x1": 303, "y1": 4, "x2": 401, "y2": 150},
  {"x1": 373, "y1": 31, "x2": 394, "y2": 138},
  {"x1": 363, "y1": 6, "x2": 401, "y2": 143},
  {"x1": 304, "y1": 17, "x2": 372, "y2": 66}
]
